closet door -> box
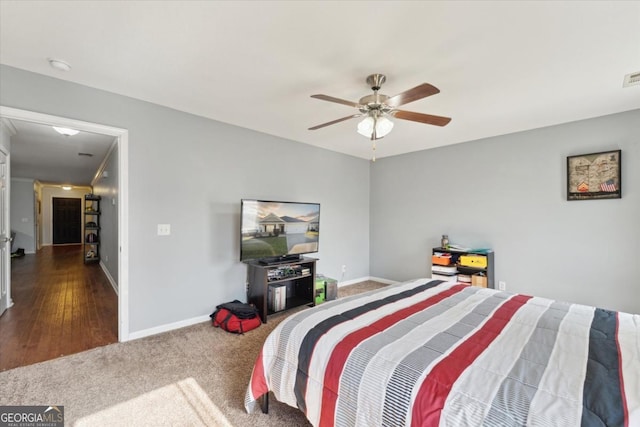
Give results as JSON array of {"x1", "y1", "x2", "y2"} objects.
[{"x1": 52, "y1": 197, "x2": 81, "y2": 244}]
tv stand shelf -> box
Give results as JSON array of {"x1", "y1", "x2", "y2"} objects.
[
  {"x1": 267, "y1": 273, "x2": 312, "y2": 285},
  {"x1": 246, "y1": 257, "x2": 317, "y2": 323}
]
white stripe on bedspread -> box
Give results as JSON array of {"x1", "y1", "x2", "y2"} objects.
[
  {"x1": 618, "y1": 312, "x2": 640, "y2": 426},
  {"x1": 526, "y1": 303, "x2": 594, "y2": 426}
]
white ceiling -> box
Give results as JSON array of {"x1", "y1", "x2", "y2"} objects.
[{"x1": 1, "y1": 1, "x2": 639, "y2": 161}]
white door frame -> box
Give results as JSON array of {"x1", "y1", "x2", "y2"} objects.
[
  {"x1": 0, "y1": 144, "x2": 11, "y2": 316},
  {"x1": 0, "y1": 106, "x2": 130, "y2": 342}
]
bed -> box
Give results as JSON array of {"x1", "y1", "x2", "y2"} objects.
[{"x1": 245, "y1": 279, "x2": 640, "y2": 426}]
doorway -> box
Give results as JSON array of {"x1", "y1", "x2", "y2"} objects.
[
  {"x1": 52, "y1": 197, "x2": 82, "y2": 244},
  {"x1": 0, "y1": 147, "x2": 9, "y2": 318},
  {"x1": 0, "y1": 106, "x2": 129, "y2": 343}
]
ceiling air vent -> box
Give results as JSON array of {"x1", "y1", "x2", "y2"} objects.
[{"x1": 623, "y1": 71, "x2": 640, "y2": 88}]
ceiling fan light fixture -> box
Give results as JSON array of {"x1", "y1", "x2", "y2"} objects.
[
  {"x1": 375, "y1": 116, "x2": 394, "y2": 137},
  {"x1": 53, "y1": 126, "x2": 79, "y2": 136},
  {"x1": 357, "y1": 116, "x2": 375, "y2": 137},
  {"x1": 357, "y1": 115, "x2": 394, "y2": 138}
]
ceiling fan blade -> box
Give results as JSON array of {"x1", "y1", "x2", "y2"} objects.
[
  {"x1": 385, "y1": 83, "x2": 440, "y2": 108},
  {"x1": 309, "y1": 114, "x2": 361, "y2": 130},
  {"x1": 310, "y1": 94, "x2": 361, "y2": 108},
  {"x1": 392, "y1": 110, "x2": 452, "y2": 127}
]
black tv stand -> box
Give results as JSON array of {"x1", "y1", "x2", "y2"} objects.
[
  {"x1": 258, "y1": 254, "x2": 301, "y2": 265},
  {"x1": 247, "y1": 257, "x2": 317, "y2": 323}
]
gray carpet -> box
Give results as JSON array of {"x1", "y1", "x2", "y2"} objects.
[{"x1": 0, "y1": 281, "x2": 388, "y2": 426}]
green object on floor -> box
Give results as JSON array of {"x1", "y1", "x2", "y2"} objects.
[
  {"x1": 316, "y1": 275, "x2": 338, "y2": 303},
  {"x1": 315, "y1": 275, "x2": 326, "y2": 305}
]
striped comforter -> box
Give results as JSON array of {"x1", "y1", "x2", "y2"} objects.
[{"x1": 245, "y1": 279, "x2": 640, "y2": 426}]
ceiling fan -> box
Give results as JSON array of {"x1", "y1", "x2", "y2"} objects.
[{"x1": 309, "y1": 74, "x2": 452, "y2": 143}]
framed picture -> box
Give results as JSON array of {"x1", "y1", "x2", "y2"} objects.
[{"x1": 567, "y1": 149, "x2": 621, "y2": 201}]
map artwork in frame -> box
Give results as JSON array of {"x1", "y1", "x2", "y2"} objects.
[{"x1": 567, "y1": 150, "x2": 621, "y2": 201}]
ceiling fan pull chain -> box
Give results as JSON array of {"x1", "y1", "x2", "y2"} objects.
[{"x1": 372, "y1": 140, "x2": 376, "y2": 162}]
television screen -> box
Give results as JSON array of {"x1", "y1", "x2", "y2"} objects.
[{"x1": 240, "y1": 199, "x2": 320, "y2": 262}]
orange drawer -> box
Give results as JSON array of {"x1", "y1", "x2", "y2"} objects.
[{"x1": 432, "y1": 254, "x2": 451, "y2": 266}]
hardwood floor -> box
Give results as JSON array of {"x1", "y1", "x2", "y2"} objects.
[{"x1": 0, "y1": 245, "x2": 118, "y2": 371}]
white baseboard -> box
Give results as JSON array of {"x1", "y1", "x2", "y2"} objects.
[
  {"x1": 339, "y1": 276, "x2": 398, "y2": 287},
  {"x1": 128, "y1": 314, "x2": 211, "y2": 341},
  {"x1": 99, "y1": 260, "x2": 119, "y2": 295},
  {"x1": 368, "y1": 276, "x2": 399, "y2": 285}
]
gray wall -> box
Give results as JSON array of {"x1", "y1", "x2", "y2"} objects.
[
  {"x1": 371, "y1": 109, "x2": 640, "y2": 314},
  {"x1": 9, "y1": 178, "x2": 35, "y2": 253},
  {"x1": 93, "y1": 144, "x2": 119, "y2": 289},
  {"x1": 0, "y1": 65, "x2": 370, "y2": 334}
]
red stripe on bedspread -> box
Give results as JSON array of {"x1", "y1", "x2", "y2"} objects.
[
  {"x1": 318, "y1": 284, "x2": 468, "y2": 427},
  {"x1": 250, "y1": 349, "x2": 268, "y2": 400},
  {"x1": 410, "y1": 294, "x2": 532, "y2": 427},
  {"x1": 616, "y1": 313, "x2": 629, "y2": 427}
]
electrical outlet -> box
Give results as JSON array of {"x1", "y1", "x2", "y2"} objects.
[
  {"x1": 341, "y1": 265, "x2": 347, "y2": 273},
  {"x1": 498, "y1": 281, "x2": 506, "y2": 291},
  {"x1": 157, "y1": 224, "x2": 171, "y2": 236}
]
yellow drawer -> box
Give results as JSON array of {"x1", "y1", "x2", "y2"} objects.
[{"x1": 459, "y1": 254, "x2": 487, "y2": 268}]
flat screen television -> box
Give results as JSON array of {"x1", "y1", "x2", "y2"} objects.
[{"x1": 240, "y1": 199, "x2": 320, "y2": 264}]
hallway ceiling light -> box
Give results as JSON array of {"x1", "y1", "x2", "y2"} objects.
[
  {"x1": 62, "y1": 186, "x2": 72, "y2": 190},
  {"x1": 53, "y1": 126, "x2": 79, "y2": 136}
]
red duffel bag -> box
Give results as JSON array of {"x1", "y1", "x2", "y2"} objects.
[{"x1": 210, "y1": 300, "x2": 261, "y2": 334}]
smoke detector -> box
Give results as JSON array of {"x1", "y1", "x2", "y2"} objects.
[
  {"x1": 623, "y1": 71, "x2": 640, "y2": 88},
  {"x1": 48, "y1": 58, "x2": 72, "y2": 72}
]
